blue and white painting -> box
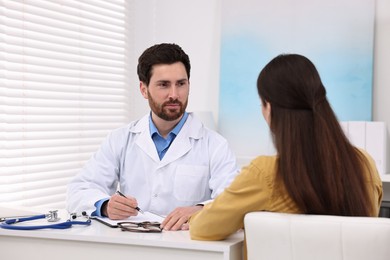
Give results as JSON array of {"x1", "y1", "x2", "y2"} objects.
[{"x1": 219, "y1": 0, "x2": 375, "y2": 161}]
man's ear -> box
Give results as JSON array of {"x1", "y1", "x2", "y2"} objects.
[{"x1": 140, "y1": 82, "x2": 148, "y2": 99}]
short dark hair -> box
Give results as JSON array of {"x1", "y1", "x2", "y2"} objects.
[{"x1": 137, "y1": 43, "x2": 191, "y2": 86}]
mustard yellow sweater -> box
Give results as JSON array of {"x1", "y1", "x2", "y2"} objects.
[{"x1": 189, "y1": 150, "x2": 383, "y2": 241}]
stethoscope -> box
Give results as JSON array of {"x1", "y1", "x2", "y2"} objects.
[{"x1": 0, "y1": 210, "x2": 91, "y2": 230}]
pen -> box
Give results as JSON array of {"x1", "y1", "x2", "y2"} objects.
[{"x1": 116, "y1": 191, "x2": 144, "y2": 214}]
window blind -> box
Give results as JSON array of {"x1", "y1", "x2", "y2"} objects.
[{"x1": 0, "y1": 0, "x2": 132, "y2": 209}]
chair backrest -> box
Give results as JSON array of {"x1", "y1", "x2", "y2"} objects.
[{"x1": 244, "y1": 212, "x2": 390, "y2": 260}]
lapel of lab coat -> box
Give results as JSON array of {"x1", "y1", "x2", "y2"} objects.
[{"x1": 132, "y1": 114, "x2": 160, "y2": 163}]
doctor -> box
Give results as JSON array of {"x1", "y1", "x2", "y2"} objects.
[{"x1": 66, "y1": 43, "x2": 239, "y2": 231}]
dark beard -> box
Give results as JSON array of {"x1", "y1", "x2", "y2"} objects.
[{"x1": 148, "y1": 92, "x2": 188, "y2": 121}]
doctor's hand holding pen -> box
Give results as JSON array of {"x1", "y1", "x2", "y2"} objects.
[{"x1": 102, "y1": 191, "x2": 143, "y2": 220}]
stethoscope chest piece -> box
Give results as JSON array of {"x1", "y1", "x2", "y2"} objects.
[{"x1": 47, "y1": 210, "x2": 60, "y2": 222}]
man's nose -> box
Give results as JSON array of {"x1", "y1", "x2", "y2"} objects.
[{"x1": 169, "y1": 86, "x2": 179, "y2": 99}]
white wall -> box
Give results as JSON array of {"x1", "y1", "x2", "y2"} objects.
[
  {"x1": 130, "y1": 0, "x2": 222, "y2": 123},
  {"x1": 131, "y1": 0, "x2": 390, "y2": 172},
  {"x1": 373, "y1": 0, "x2": 390, "y2": 174}
]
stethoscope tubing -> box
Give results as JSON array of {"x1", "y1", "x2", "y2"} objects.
[
  {"x1": 3, "y1": 214, "x2": 47, "y2": 224},
  {"x1": 0, "y1": 214, "x2": 91, "y2": 230}
]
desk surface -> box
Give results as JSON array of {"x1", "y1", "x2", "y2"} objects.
[{"x1": 0, "y1": 209, "x2": 244, "y2": 260}]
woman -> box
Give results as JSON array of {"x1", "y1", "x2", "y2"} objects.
[{"x1": 189, "y1": 54, "x2": 383, "y2": 242}]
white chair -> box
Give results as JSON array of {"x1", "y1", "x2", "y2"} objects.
[{"x1": 244, "y1": 211, "x2": 390, "y2": 260}]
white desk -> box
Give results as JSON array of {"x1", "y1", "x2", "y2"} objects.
[{"x1": 0, "y1": 210, "x2": 244, "y2": 260}]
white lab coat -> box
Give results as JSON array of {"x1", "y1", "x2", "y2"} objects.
[{"x1": 66, "y1": 113, "x2": 239, "y2": 216}]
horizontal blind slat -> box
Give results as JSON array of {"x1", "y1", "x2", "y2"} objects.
[
  {"x1": 2, "y1": 36, "x2": 125, "y2": 62},
  {"x1": 2, "y1": 50, "x2": 125, "y2": 70},
  {"x1": 2, "y1": 115, "x2": 128, "y2": 124},
  {"x1": 2, "y1": 131, "x2": 110, "y2": 141},
  {"x1": 1, "y1": 146, "x2": 99, "y2": 159},
  {"x1": 1, "y1": 79, "x2": 128, "y2": 89},
  {"x1": 18, "y1": 0, "x2": 125, "y2": 22},
  {"x1": 3, "y1": 1, "x2": 125, "y2": 32},
  {"x1": 1, "y1": 153, "x2": 94, "y2": 169},
  {"x1": 1, "y1": 123, "x2": 126, "y2": 132},
  {"x1": 0, "y1": 192, "x2": 67, "y2": 208},
  {"x1": 3, "y1": 107, "x2": 129, "y2": 115},
  {"x1": 3, "y1": 63, "x2": 125, "y2": 82},
  {"x1": 1, "y1": 27, "x2": 125, "y2": 53},
  {"x1": 0, "y1": 169, "x2": 77, "y2": 182},
  {"x1": 1, "y1": 72, "x2": 126, "y2": 86},
  {"x1": 2, "y1": 19, "x2": 125, "y2": 48},
  {"x1": 0, "y1": 161, "x2": 89, "y2": 176}
]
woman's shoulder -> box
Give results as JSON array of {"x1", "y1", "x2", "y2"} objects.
[
  {"x1": 355, "y1": 148, "x2": 378, "y2": 172},
  {"x1": 239, "y1": 155, "x2": 278, "y2": 183},
  {"x1": 354, "y1": 147, "x2": 382, "y2": 186},
  {"x1": 250, "y1": 155, "x2": 278, "y2": 169}
]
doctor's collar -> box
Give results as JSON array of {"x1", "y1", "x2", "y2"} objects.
[{"x1": 149, "y1": 112, "x2": 189, "y2": 138}]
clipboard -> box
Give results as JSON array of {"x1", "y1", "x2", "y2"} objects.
[
  {"x1": 91, "y1": 211, "x2": 165, "y2": 228},
  {"x1": 90, "y1": 216, "x2": 119, "y2": 228}
]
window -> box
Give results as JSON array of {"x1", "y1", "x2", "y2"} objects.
[{"x1": 0, "y1": 0, "x2": 132, "y2": 209}]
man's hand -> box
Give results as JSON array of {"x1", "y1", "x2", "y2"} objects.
[
  {"x1": 102, "y1": 193, "x2": 139, "y2": 220},
  {"x1": 161, "y1": 205, "x2": 203, "y2": 231}
]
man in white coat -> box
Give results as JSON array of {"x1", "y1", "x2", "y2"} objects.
[{"x1": 66, "y1": 43, "x2": 239, "y2": 230}]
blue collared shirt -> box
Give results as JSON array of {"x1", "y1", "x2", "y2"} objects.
[{"x1": 149, "y1": 112, "x2": 189, "y2": 160}]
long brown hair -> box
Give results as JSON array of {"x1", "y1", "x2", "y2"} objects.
[{"x1": 257, "y1": 54, "x2": 374, "y2": 216}]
